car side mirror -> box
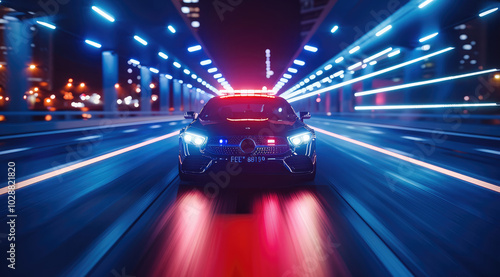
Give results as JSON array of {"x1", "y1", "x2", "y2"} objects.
[
  {"x1": 184, "y1": 111, "x2": 198, "y2": 120},
  {"x1": 300, "y1": 111, "x2": 311, "y2": 121}
]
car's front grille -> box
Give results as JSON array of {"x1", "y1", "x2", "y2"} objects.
[{"x1": 204, "y1": 136, "x2": 290, "y2": 156}]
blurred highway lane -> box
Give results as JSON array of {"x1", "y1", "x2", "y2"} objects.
[{"x1": 0, "y1": 117, "x2": 499, "y2": 276}]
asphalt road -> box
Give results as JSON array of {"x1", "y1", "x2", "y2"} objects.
[{"x1": 0, "y1": 117, "x2": 499, "y2": 276}]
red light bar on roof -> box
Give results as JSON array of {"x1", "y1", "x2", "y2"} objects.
[{"x1": 219, "y1": 89, "x2": 277, "y2": 98}]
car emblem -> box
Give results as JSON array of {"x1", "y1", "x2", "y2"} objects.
[{"x1": 240, "y1": 138, "x2": 256, "y2": 154}]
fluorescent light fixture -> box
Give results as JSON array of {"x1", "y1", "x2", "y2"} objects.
[
  {"x1": 168, "y1": 25, "x2": 176, "y2": 33},
  {"x1": 355, "y1": 103, "x2": 498, "y2": 110},
  {"x1": 349, "y1": 46, "x2": 360, "y2": 54},
  {"x1": 388, "y1": 49, "x2": 401, "y2": 57},
  {"x1": 187, "y1": 84, "x2": 193, "y2": 88},
  {"x1": 188, "y1": 45, "x2": 202, "y2": 52},
  {"x1": 418, "y1": 0, "x2": 433, "y2": 9},
  {"x1": 355, "y1": 68, "x2": 499, "y2": 97},
  {"x1": 363, "y1": 47, "x2": 393, "y2": 63},
  {"x1": 36, "y1": 21, "x2": 56, "y2": 30},
  {"x1": 369, "y1": 61, "x2": 377, "y2": 66},
  {"x1": 324, "y1": 64, "x2": 333, "y2": 70},
  {"x1": 85, "y1": 39, "x2": 101, "y2": 48},
  {"x1": 129, "y1": 59, "x2": 140, "y2": 65},
  {"x1": 335, "y1": 57, "x2": 344, "y2": 63},
  {"x1": 331, "y1": 25, "x2": 339, "y2": 33},
  {"x1": 134, "y1": 35, "x2": 148, "y2": 46},
  {"x1": 149, "y1": 67, "x2": 159, "y2": 74},
  {"x1": 208, "y1": 67, "x2": 217, "y2": 73},
  {"x1": 309, "y1": 75, "x2": 316, "y2": 80},
  {"x1": 183, "y1": 69, "x2": 190, "y2": 75},
  {"x1": 333, "y1": 70, "x2": 344, "y2": 77},
  {"x1": 280, "y1": 78, "x2": 288, "y2": 83},
  {"x1": 173, "y1": 62, "x2": 181, "y2": 68},
  {"x1": 197, "y1": 78, "x2": 202, "y2": 82},
  {"x1": 304, "y1": 45, "x2": 318, "y2": 52},
  {"x1": 158, "y1": 52, "x2": 169, "y2": 59},
  {"x1": 375, "y1": 25, "x2": 392, "y2": 37},
  {"x1": 191, "y1": 74, "x2": 197, "y2": 79},
  {"x1": 277, "y1": 81, "x2": 285, "y2": 86},
  {"x1": 284, "y1": 74, "x2": 292, "y2": 79},
  {"x1": 347, "y1": 62, "x2": 363, "y2": 71},
  {"x1": 165, "y1": 74, "x2": 173, "y2": 80},
  {"x1": 200, "y1": 59, "x2": 212, "y2": 66},
  {"x1": 217, "y1": 78, "x2": 226, "y2": 83},
  {"x1": 294, "y1": 60, "x2": 305, "y2": 66},
  {"x1": 479, "y1": 7, "x2": 498, "y2": 17},
  {"x1": 91, "y1": 6, "x2": 115, "y2": 22},
  {"x1": 213, "y1": 73, "x2": 222, "y2": 79},
  {"x1": 316, "y1": 70, "x2": 323, "y2": 76},
  {"x1": 288, "y1": 68, "x2": 298, "y2": 73},
  {"x1": 419, "y1": 32, "x2": 438, "y2": 43},
  {"x1": 285, "y1": 47, "x2": 454, "y2": 101}
]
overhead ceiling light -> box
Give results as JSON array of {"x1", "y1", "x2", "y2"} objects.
[
  {"x1": 335, "y1": 57, "x2": 344, "y2": 63},
  {"x1": 284, "y1": 74, "x2": 292, "y2": 79},
  {"x1": 173, "y1": 62, "x2": 181, "y2": 68},
  {"x1": 191, "y1": 21, "x2": 200, "y2": 28},
  {"x1": 331, "y1": 25, "x2": 339, "y2": 33},
  {"x1": 419, "y1": 32, "x2": 438, "y2": 43},
  {"x1": 158, "y1": 52, "x2": 169, "y2": 59},
  {"x1": 363, "y1": 47, "x2": 393, "y2": 63},
  {"x1": 294, "y1": 60, "x2": 305, "y2": 66},
  {"x1": 347, "y1": 62, "x2": 363, "y2": 71},
  {"x1": 184, "y1": 69, "x2": 191, "y2": 75},
  {"x1": 200, "y1": 59, "x2": 212, "y2": 66},
  {"x1": 167, "y1": 25, "x2": 176, "y2": 33},
  {"x1": 128, "y1": 59, "x2": 140, "y2": 65},
  {"x1": 36, "y1": 21, "x2": 56, "y2": 30},
  {"x1": 149, "y1": 67, "x2": 159, "y2": 74},
  {"x1": 208, "y1": 67, "x2": 217, "y2": 73},
  {"x1": 181, "y1": 7, "x2": 190, "y2": 13},
  {"x1": 85, "y1": 39, "x2": 101, "y2": 48},
  {"x1": 304, "y1": 45, "x2": 318, "y2": 52},
  {"x1": 188, "y1": 45, "x2": 202, "y2": 52},
  {"x1": 333, "y1": 70, "x2": 344, "y2": 77},
  {"x1": 288, "y1": 68, "x2": 298, "y2": 73},
  {"x1": 134, "y1": 35, "x2": 148, "y2": 46},
  {"x1": 324, "y1": 64, "x2": 333, "y2": 70},
  {"x1": 213, "y1": 73, "x2": 222, "y2": 79},
  {"x1": 316, "y1": 70, "x2": 323, "y2": 76},
  {"x1": 165, "y1": 74, "x2": 173, "y2": 80},
  {"x1": 418, "y1": 0, "x2": 433, "y2": 9},
  {"x1": 479, "y1": 7, "x2": 498, "y2": 17},
  {"x1": 349, "y1": 46, "x2": 360, "y2": 54},
  {"x1": 388, "y1": 49, "x2": 401, "y2": 57},
  {"x1": 91, "y1": 6, "x2": 115, "y2": 22},
  {"x1": 375, "y1": 25, "x2": 392, "y2": 37}
]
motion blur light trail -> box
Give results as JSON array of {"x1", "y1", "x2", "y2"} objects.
[
  {"x1": 311, "y1": 126, "x2": 500, "y2": 193},
  {"x1": 0, "y1": 130, "x2": 180, "y2": 195},
  {"x1": 144, "y1": 190, "x2": 347, "y2": 277}
]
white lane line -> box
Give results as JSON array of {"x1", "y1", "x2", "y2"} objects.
[
  {"x1": 401, "y1": 136, "x2": 426, "y2": 142},
  {"x1": 0, "y1": 147, "x2": 31, "y2": 156},
  {"x1": 311, "y1": 125, "x2": 500, "y2": 194},
  {"x1": 75, "y1": 135, "x2": 102, "y2": 141},
  {"x1": 169, "y1": 122, "x2": 178, "y2": 125},
  {"x1": 318, "y1": 118, "x2": 500, "y2": 141},
  {"x1": 476, "y1": 149, "x2": 500, "y2": 156},
  {"x1": 150, "y1": 125, "x2": 162, "y2": 129},
  {"x1": 0, "y1": 130, "x2": 180, "y2": 195},
  {"x1": 123, "y1": 129, "x2": 138, "y2": 133}
]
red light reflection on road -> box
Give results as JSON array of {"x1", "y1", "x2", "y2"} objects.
[{"x1": 146, "y1": 189, "x2": 348, "y2": 277}]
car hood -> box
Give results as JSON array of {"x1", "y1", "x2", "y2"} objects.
[{"x1": 187, "y1": 118, "x2": 304, "y2": 137}]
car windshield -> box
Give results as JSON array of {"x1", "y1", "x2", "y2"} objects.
[{"x1": 198, "y1": 97, "x2": 297, "y2": 123}]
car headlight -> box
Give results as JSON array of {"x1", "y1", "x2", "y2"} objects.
[
  {"x1": 288, "y1": 132, "x2": 312, "y2": 146},
  {"x1": 183, "y1": 132, "x2": 207, "y2": 147}
]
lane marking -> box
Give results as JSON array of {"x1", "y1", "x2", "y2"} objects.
[
  {"x1": 401, "y1": 136, "x2": 426, "y2": 142},
  {"x1": 311, "y1": 126, "x2": 500, "y2": 194},
  {"x1": 75, "y1": 135, "x2": 102, "y2": 141},
  {"x1": 314, "y1": 118, "x2": 500, "y2": 141},
  {"x1": 123, "y1": 129, "x2": 138, "y2": 133},
  {"x1": 369, "y1": 130, "x2": 384, "y2": 134},
  {"x1": 0, "y1": 147, "x2": 31, "y2": 156},
  {"x1": 0, "y1": 131, "x2": 179, "y2": 195},
  {"x1": 476, "y1": 149, "x2": 500, "y2": 156},
  {"x1": 150, "y1": 125, "x2": 162, "y2": 129}
]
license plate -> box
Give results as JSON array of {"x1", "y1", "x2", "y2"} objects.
[{"x1": 230, "y1": 156, "x2": 266, "y2": 163}]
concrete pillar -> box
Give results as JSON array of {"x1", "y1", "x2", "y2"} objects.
[
  {"x1": 182, "y1": 84, "x2": 189, "y2": 111},
  {"x1": 341, "y1": 73, "x2": 353, "y2": 113},
  {"x1": 159, "y1": 74, "x2": 170, "y2": 113},
  {"x1": 5, "y1": 16, "x2": 30, "y2": 113},
  {"x1": 102, "y1": 51, "x2": 118, "y2": 115},
  {"x1": 140, "y1": 66, "x2": 152, "y2": 114},
  {"x1": 172, "y1": 80, "x2": 182, "y2": 112},
  {"x1": 359, "y1": 66, "x2": 374, "y2": 106}
]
